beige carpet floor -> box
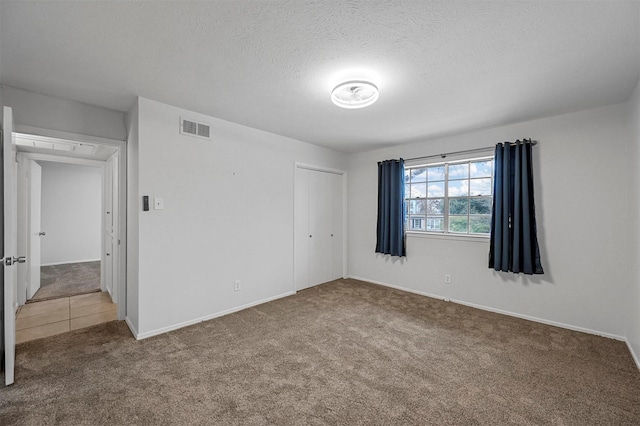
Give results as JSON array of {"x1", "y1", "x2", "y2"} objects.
[
  {"x1": 30, "y1": 261, "x2": 101, "y2": 302},
  {"x1": 1, "y1": 279, "x2": 639, "y2": 425}
]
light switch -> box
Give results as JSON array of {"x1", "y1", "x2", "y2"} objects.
[{"x1": 154, "y1": 197, "x2": 164, "y2": 210}]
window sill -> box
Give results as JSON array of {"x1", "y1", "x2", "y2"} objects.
[{"x1": 406, "y1": 231, "x2": 490, "y2": 243}]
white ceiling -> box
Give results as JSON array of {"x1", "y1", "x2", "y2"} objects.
[{"x1": 1, "y1": 1, "x2": 638, "y2": 153}]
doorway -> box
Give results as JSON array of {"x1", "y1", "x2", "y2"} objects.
[
  {"x1": 24, "y1": 160, "x2": 103, "y2": 303},
  {"x1": 11, "y1": 132, "x2": 125, "y2": 342}
]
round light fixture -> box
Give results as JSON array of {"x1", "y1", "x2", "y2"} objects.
[{"x1": 331, "y1": 80, "x2": 379, "y2": 109}]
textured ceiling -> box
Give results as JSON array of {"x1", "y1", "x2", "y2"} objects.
[{"x1": 1, "y1": 1, "x2": 639, "y2": 153}]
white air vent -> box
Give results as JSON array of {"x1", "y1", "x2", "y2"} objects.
[{"x1": 180, "y1": 117, "x2": 212, "y2": 140}]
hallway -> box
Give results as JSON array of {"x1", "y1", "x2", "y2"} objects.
[{"x1": 16, "y1": 292, "x2": 116, "y2": 344}]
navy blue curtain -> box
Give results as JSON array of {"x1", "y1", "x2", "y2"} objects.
[
  {"x1": 376, "y1": 159, "x2": 406, "y2": 257},
  {"x1": 489, "y1": 140, "x2": 544, "y2": 274}
]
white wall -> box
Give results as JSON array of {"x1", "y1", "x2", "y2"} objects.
[
  {"x1": 348, "y1": 102, "x2": 632, "y2": 339},
  {"x1": 125, "y1": 99, "x2": 140, "y2": 334},
  {"x1": 1, "y1": 86, "x2": 126, "y2": 141},
  {"x1": 40, "y1": 161, "x2": 102, "y2": 265},
  {"x1": 131, "y1": 97, "x2": 347, "y2": 337},
  {"x1": 627, "y1": 80, "x2": 640, "y2": 366}
]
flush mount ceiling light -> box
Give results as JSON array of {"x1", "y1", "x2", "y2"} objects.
[{"x1": 331, "y1": 80, "x2": 379, "y2": 109}]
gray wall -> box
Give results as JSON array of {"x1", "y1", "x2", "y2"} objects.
[
  {"x1": 627, "y1": 80, "x2": 640, "y2": 367},
  {"x1": 1, "y1": 86, "x2": 126, "y2": 141},
  {"x1": 40, "y1": 162, "x2": 102, "y2": 265},
  {"x1": 348, "y1": 101, "x2": 632, "y2": 342}
]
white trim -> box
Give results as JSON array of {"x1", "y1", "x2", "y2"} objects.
[
  {"x1": 40, "y1": 258, "x2": 101, "y2": 267},
  {"x1": 342, "y1": 171, "x2": 348, "y2": 279},
  {"x1": 125, "y1": 316, "x2": 139, "y2": 339},
  {"x1": 348, "y1": 276, "x2": 627, "y2": 341},
  {"x1": 406, "y1": 231, "x2": 490, "y2": 243},
  {"x1": 625, "y1": 340, "x2": 640, "y2": 371},
  {"x1": 348, "y1": 275, "x2": 447, "y2": 302},
  {"x1": 295, "y1": 162, "x2": 346, "y2": 175},
  {"x1": 18, "y1": 152, "x2": 106, "y2": 167},
  {"x1": 451, "y1": 298, "x2": 625, "y2": 341},
  {"x1": 135, "y1": 291, "x2": 296, "y2": 340},
  {"x1": 14, "y1": 124, "x2": 125, "y2": 145}
]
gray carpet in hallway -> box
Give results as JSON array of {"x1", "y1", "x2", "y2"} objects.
[
  {"x1": 29, "y1": 261, "x2": 101, "y2": 302},
  {"x1": 2, "y1": 279, "x2": 639, "y2": 425}
]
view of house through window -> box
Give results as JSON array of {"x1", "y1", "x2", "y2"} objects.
[{"x1": 404, "y1": 157, "x2": 494, "y2": 235}]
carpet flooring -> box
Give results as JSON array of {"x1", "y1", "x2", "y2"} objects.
[
  {"x1": 2, "y1": 279, "x2": 639, "y2": 425},
  {"x1": 29, "y1": 261, "x2": 101, "y2": 302}
]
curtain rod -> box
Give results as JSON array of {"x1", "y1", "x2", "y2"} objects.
[{"x1": 405, "y1": 140, "x2": 537, "y2": 162}]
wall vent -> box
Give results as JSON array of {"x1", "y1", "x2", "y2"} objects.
[{"x1": 180, "y1": 117, "x2": 212, "y2": 140}]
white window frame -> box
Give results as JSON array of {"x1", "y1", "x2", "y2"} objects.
[{"x1": 404, "y1": 154, "x2": 494, "y2": 239}]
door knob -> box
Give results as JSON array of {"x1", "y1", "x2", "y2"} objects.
[
  {"x1": 38, "y1": 231, "x2": 46, "y2": 236},
  {"x1": 13, "y1": 256, "x2": 26, "y2": 264}
]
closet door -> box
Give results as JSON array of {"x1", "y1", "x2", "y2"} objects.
[
  {"x1": 308, "y1": 170, "x2": 334, "y2": 287},
  {"x1": 294, "y1": 166, "x2": 344, "y2": 291},
  {"x1": 330, "y1": 172, "x2": 343, "y2": 280}
]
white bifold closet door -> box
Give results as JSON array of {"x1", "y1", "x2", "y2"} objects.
[{"x1": 295, "y1": 167, "x2": 343, "y2": 291}]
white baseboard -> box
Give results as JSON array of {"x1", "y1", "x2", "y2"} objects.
[
  {"x1": 135, "y1": 291, "x2": 296, "y2": 341},
  {"x1": 452, "y1": 298, "x2": 625, "y2": 341},
  {"x1": 626, "y1": 340, "x2": 640, "y2": 371},
  {"x1": 348, "y1": 275, "x2": 448, "y2": 302},
  {"x1": 41, "y1": 258, "x2": 101, "y2": 267},
  {"x1": 125, "y1": 316, "x2": 139, "y2": 339},
  {"x1": 348, "y1": 275, "x2": 626, "y2": 342}
]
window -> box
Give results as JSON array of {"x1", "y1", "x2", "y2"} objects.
[{"x1": 404, "y1": 157, "x2": 494, "y2": 236}]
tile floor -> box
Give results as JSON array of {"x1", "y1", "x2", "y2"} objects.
[{"x1": 16, "y1": 292, "x2": 117, "y2": 344}]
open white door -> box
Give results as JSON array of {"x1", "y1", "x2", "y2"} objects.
[
  {"x1": 27, "y1": 161, "x2": 42, "y2": 299},
  {"x1": 3, "y1": 106, "x2": 18, "y2": 386}
]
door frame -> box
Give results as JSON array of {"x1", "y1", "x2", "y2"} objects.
[
  {"x1": 3, "y1": 106, "x2": 18, "y2": 385},
  {"x1": 293, "y1": 162, "x2": 347, "y2": 292},
  {"x1": 13, "y1": 125, "x2": 126, "y2": 320}
]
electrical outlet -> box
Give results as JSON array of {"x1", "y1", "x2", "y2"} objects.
[
  {"x1": 234, "y1": 280, "x2": 241, "y2": 291},
  {"x1": 444, "y1": 274, "x2": 452, "y2": 284}
]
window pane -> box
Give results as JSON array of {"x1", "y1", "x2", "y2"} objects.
[
  {"x1": 448, "y1": 163, "x2": 468, "y2": 179},
  {"x1": 427, "y1": 166, "x2": 445, "y2": 181},
  {"x1": 427, "y1": 181, "x2": 444, "y2": 197},
  {"x1": 470, "y1": 178, "x2": 492, "y2": 196},
  {"x1": 426, "y1": 216, "x2": 444, "y2": 231},
  {"x1": 410, "y1": 168, "x2": 427, "y2": 182},
  {"x1": 470, "y1": 160, "x2": 493, "y2": 178},
  {"x1": 449, "y1": 216, "x2": 468, "y2": 233},
  {"x1": 405, "y1": 157, "x2": 493, "y2": 235},
  {"x1": 427, "y1": 198, "x2": 443, "y2": 214},
  {"x1": 470, "y1": 215, "x2": 491, "y2": 234},
  {"x1": 448, "y1": 179, "x2": 469, "y2": 197},
  {"x1": 469, "y1": 197, "x2": 492, "y2": 214},
  {"x1": 411, "y1": 182, "x2": 427, "y2": 198},
  {"x1": 449, "y1": 198, "x2": 468, "y2": 215},
  {"x1": 409, "y1": 216, "x2": 425, "y2": 231},
  {"x1": 409, "y1": 199, "x2": 426, "y2": 214}
]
